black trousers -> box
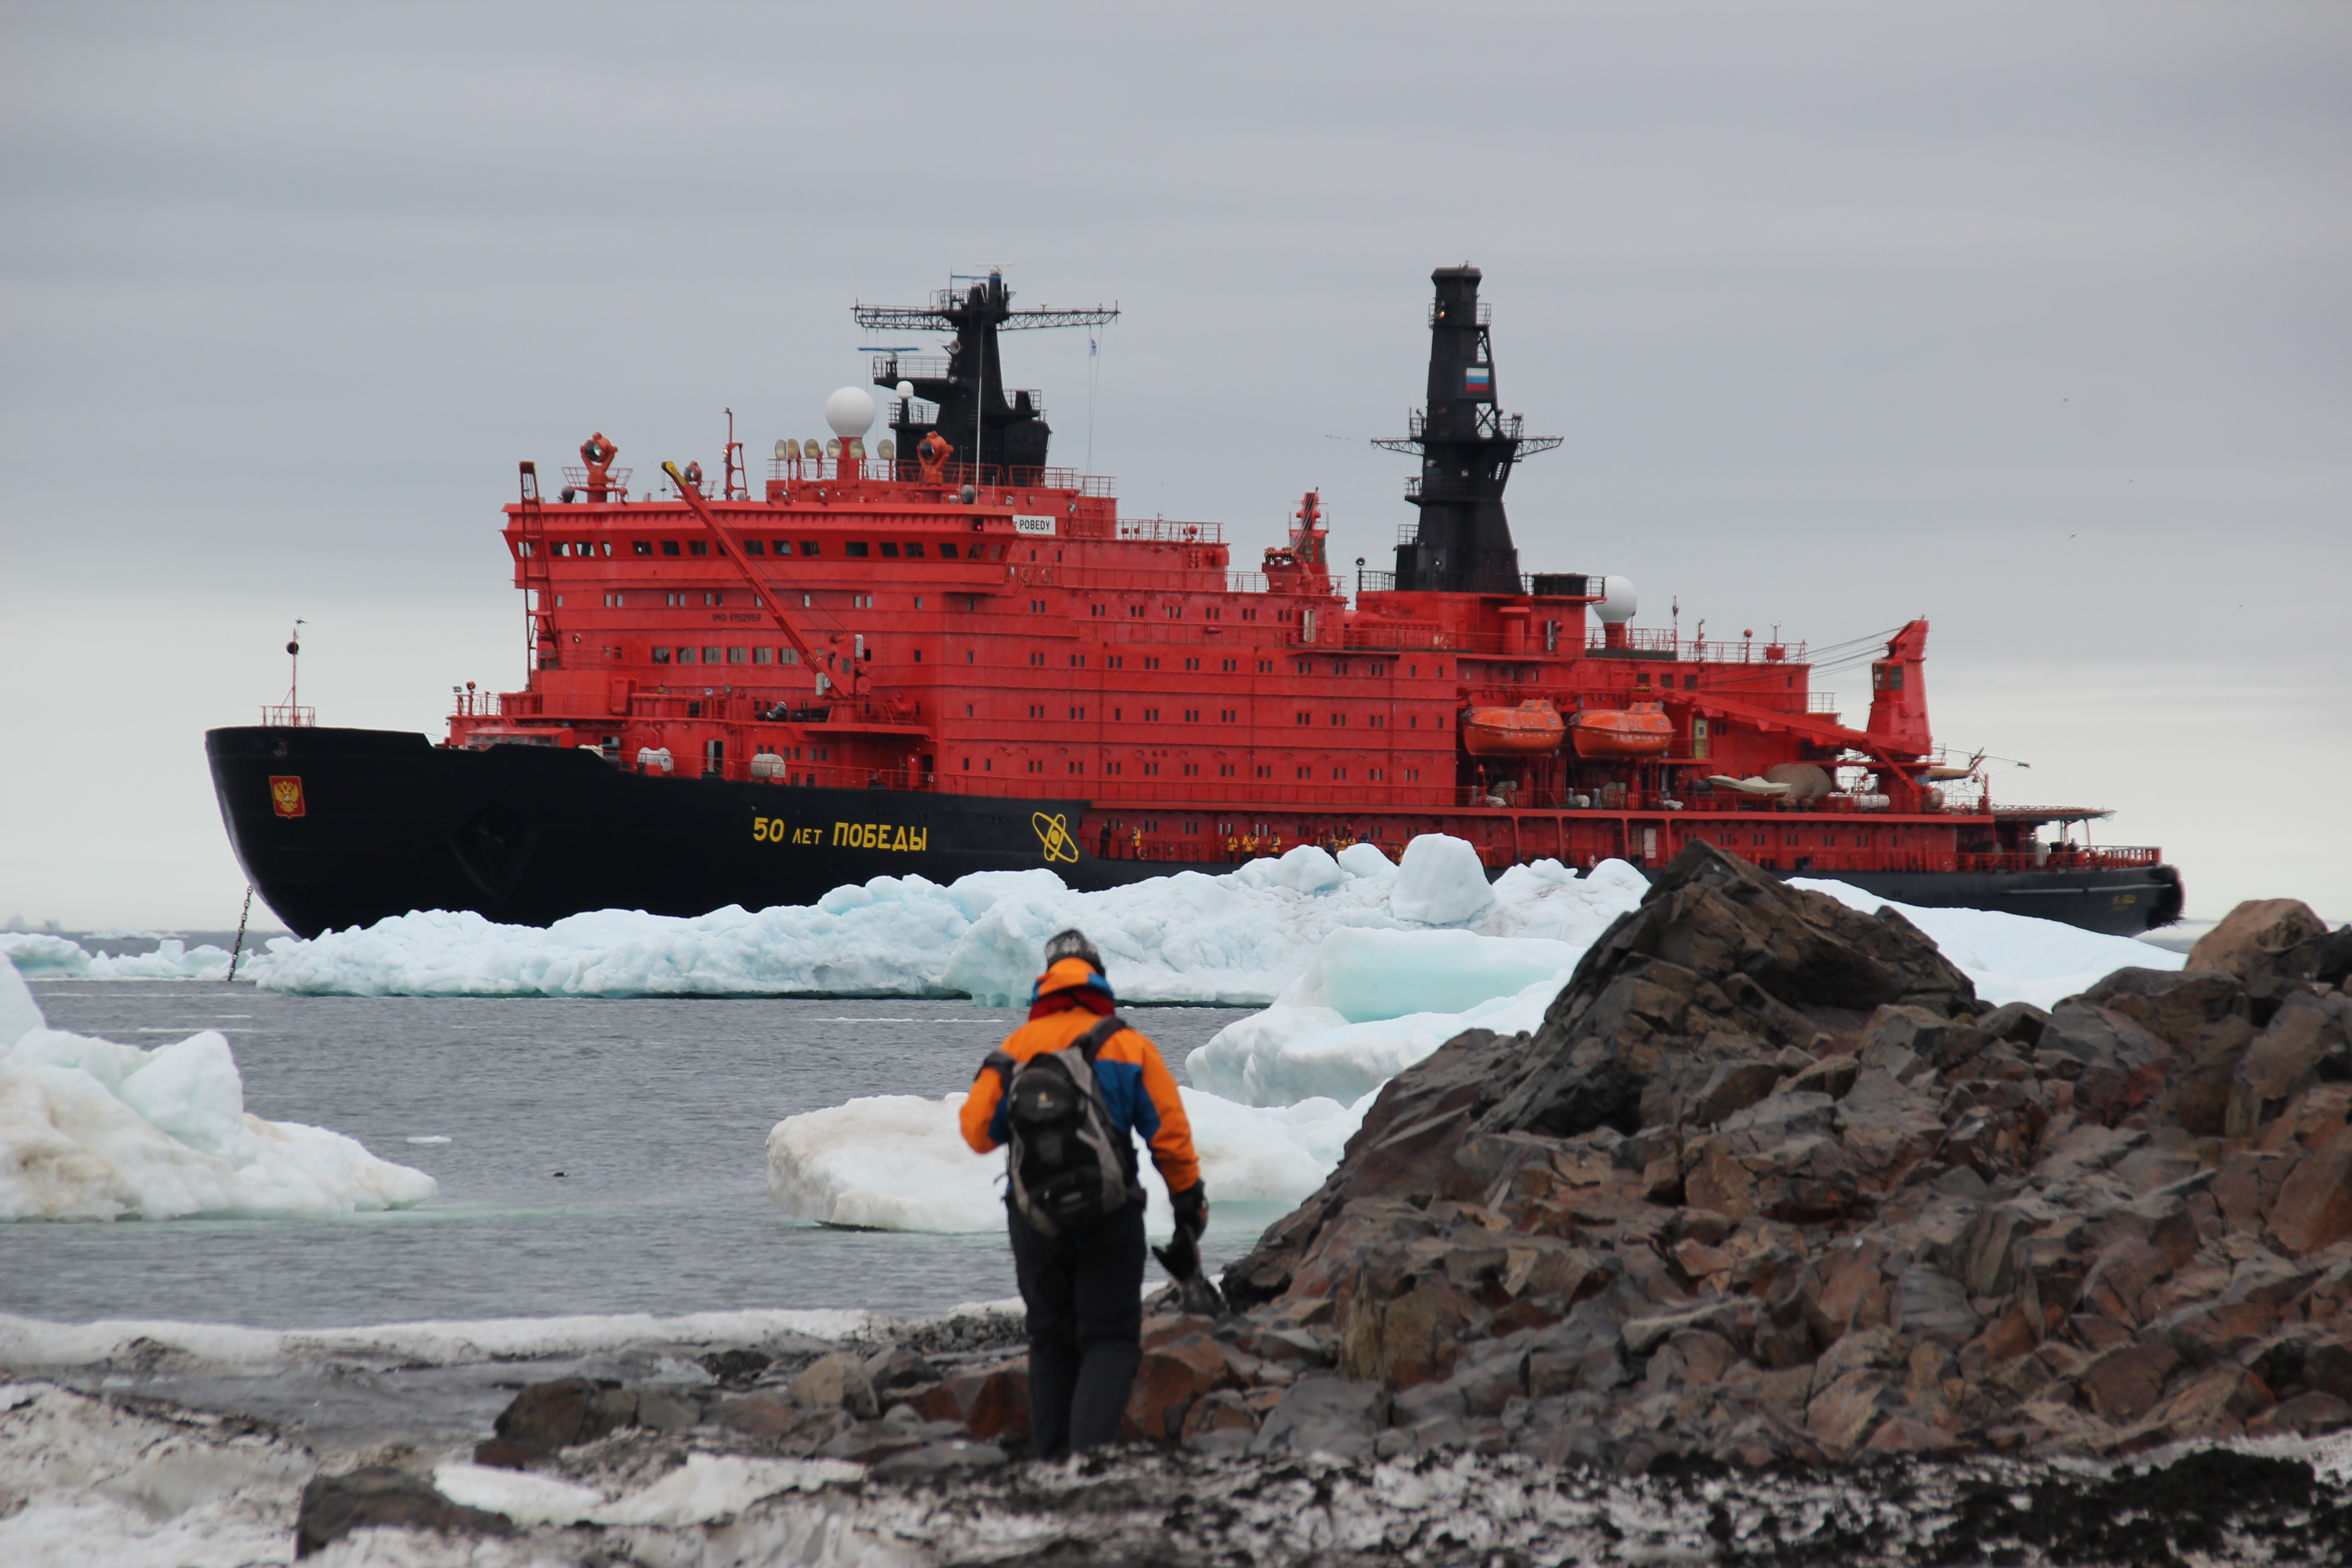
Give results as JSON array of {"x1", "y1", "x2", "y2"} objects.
[{"x1": 1008, "y1": 1199, "x2": 1146, "y2": 1459}]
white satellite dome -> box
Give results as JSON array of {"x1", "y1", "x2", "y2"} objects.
[
  {"x1": 1594, "y1": 575, "x2": 1638, "y2": 624},
  {"x1": 824, "y1": 386, "x2": 877, "y2": 440}
]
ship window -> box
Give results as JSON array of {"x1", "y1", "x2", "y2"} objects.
[
  {"x1": 745, "y1": 540, "x2": 764, "y2": 556},
  {"x1": 801, "y1": 541, "x2": 820, "y2": 556},
  {"x1": 662, "y1": 540, "x2": 681, "y2": 556},
  {"x1": 846, "y1": 541, "x2": 870, "y2": 558},
  {"x1": 634, "y1": 541, "x2": 652, "y2": 556},
  {"x1": 726, "y1": 648, "x2": 747, "y2": 664},
  {"x1": 905, "y1": 542, "x2": 925, "y2": 559},
  {"x1": 1259, "y1": 660, "x2": 1272, "y2": 673},
  {"x1": 754, "y1": 648, "x2": 773, "y2": 665},
  {"x1": 652, "y1": 647, "x2": 672, "y2": 664},
  {"x1": 673, "y1": 647, "x2": 693, "y2": 664},
  {"x1": 1685, "y1": 674, "x2": 1697, "y2": 689},
  {"x1": 913, "y1": 648, "x2": 922, "y2": 662},
  {"x1": 938, "y1": 542, "x2": 957, "y2": 559},
  {"x1": 702, "y1": 647, "x2": 720, "y2": 663},
  {"x1": 1333, "y1": 768, "x2": 1346, "y2": 780},
  {"x1": 966, "y1": 650, "x2": 975, "y2": 663},
  {"x1": 690, "y1": 541, "x2": 709, "y2": 556},
  {"x1": 880, "y1": 542, "x2": 899, "y2": 558}
]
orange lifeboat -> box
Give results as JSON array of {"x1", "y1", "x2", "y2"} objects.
[
  {"x1": 1461, "y1": 698, "x2": 1565, "y2": 756},
  {"x1": 1568, "y1": 700, "x2": 1673, "y2": 759}
]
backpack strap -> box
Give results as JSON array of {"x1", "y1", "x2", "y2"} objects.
[{"x1": 1071, "y1": 1014, "x2": 1125, "y2": 1064}]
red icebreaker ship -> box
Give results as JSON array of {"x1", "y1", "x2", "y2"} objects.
[{"x1": 208, "y1": 267, "x2": 2181, "y2": 938}]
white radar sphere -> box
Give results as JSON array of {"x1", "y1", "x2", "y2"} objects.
[
  {"x1": 895, "y1": 380, "x2": 916, "y2": 401},
  {"x1": 825, "y1": 386, "x2": 877, "y2": 440},
  {"x1": 1594, "y1": 575, "x2": 1639, "y2": 624}
]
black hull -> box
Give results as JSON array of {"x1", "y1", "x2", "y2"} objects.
[{"x1": 209, "y1": 726, "x2": 2182, "y2": 941}]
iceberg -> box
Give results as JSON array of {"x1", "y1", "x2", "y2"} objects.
[
  {"x1": 0, "y1": 961, "x2": 436, "y2": 1221},
  {"x1": 764, "y1": 1085, "x2": 1369, "y2": 1234},
  {"x1": 0, "y1": 933, "x2": 235, "y2": 982}
]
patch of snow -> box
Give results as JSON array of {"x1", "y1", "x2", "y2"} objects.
[
  {"x1": 431, "y1": 1460, "x2": 605, "y2": 1526},
  {"x1": 0, "y1": 963, "x2": 437, "y2": 1221},
  {"x1": 0, "y1": 1381, "x2": 312, "y2": 1568},
  {"x1": 586, "y1": 1453, "x2": 863, "y2": 1527},
  {"x1": 1, "y1": 933, "x2": 234, "y2": 982},
  {"x1": 765, "y1": 1085, "x2": 1368, "y2": 1234}
]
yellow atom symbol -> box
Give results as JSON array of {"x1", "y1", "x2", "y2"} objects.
[{"x1": 1032, "y1": 812, "x2": 1080, "y2": 864}]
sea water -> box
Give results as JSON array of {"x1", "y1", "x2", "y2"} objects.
[{"x1": 0, "y1": 980, "x2": 1254, "y2": 1328}]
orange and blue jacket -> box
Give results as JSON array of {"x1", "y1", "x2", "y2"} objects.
[{"x1": 960, "y1": 956, "x2": 1202, "y2": 1196}]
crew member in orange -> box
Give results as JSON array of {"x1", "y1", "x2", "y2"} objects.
[{"x1": 960, "y1": 930, "x2": 1204, "y2": 1459}]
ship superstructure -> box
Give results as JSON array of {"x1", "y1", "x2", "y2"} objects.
[{"x1": 208, "y1": 267, "x2": 2180, "y2": 938}]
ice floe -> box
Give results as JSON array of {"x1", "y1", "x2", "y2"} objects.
[
  {"x1": 764, "y1": 1085, "x2": 1370, "y2": 1234},
  {"x1": 0, "y1": 932, "x2": 235, "y2": 981},
  {"x1": 0, "y1": 960, "x2": 437, "y2": 1221},
  {"x1": 0, "y1": 1306, "x2": 875, "y2": 1373},
  {"x1": 230, "y1": 838, "x2": 1643, "y2": 1005},
  {"x1": 1186, "y1": 867, "x2": 2187, "y2": 1109}
]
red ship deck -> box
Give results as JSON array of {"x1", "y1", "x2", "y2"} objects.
[{"x1": 446, "y1": 453, "x2": 2148, "y2": 882}]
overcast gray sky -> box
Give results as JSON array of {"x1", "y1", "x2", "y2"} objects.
[{"x1": 4, "y1": 0, "x2": 2346, "y2": 930}]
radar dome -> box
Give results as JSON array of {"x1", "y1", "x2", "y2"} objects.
[
  {"x1": 1594, "y1": 575, "x2": 1638, "y2": 624},
  {"x1": 895, "y1": 380, "x2": 916, "y2": 401},
  {"x1": 824, "y1": 386, "x2": 877, "y2": 440}
]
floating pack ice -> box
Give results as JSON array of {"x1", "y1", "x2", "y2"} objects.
[
  {"x1": 764, "y1": 1085, "x2": 1368, "y2": 1234},
  {"x1": 0, "y1": 960, "x2": 436, "y2": 1220},
  {"x1": 0, "y1": 932, "x2": 235, "y2": 981},
  {"x1": 1186, "y1": 862, "x2": 2189, "y2": 1110},
  {"x1": 239, "y1": 839, "x2": 1517, "y2": 1003},
  {"x1": 1185, "y1": 858, "x2": 1651, "y2": 1106}
]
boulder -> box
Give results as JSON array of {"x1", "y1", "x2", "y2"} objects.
[
  {"x1": 2188, "y1": 900, "x2": 2329, "y2": 981},
  {"x1": 295, "y1": 1467, "x2": 513, "y2": 1558},
  {"x1": 491, "y1": 1378, "x2": 637, "y2": 1450},
  {"x1": 1248, "y1": 1375, "x2": 1385, "y2": 1460}
]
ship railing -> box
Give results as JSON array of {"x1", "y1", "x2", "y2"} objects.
[
  {"x1": 759, "y1": 459, "x2": 1117, "y2": 498},
  {"x1": 871, "y1": 354, "x2": 951, "y2": 383},
  {"x1": 260, "y1": 704, "x2": 316, "y2": 727},
  {"x1": 557, "y1": 466, "x2": 633, "y2": 497},
  {"x1": 1116, "y1": 518, "x2": 1224, "y2": 544},
  {"x1": 1587, "y1": 632, "x2": 1816, "y2": 664},
  {"x1": 1429, "y1": 300, "x2": 1493, "y2": 327},
  {"x1": 1954, "y1": 848, "x2": 2163, "y2": 872},
  {"x1": 1343, "y1": 623, "x2": 1464, "y2": 651},
  {"x1": 1402, "y1": 408, "x2": 1523, "y2": 443}
]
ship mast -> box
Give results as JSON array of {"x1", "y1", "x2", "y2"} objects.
[
  {"x1": 1376, "y1": 266, "x2": 1560, "y2": 593},
  {"x1": 853, "y1": 273, "x2": 1117, "y2": 481}
]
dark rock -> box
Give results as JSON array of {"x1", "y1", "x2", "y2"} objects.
[
  {"x1": 696, "y1": 1348, "x2": 772, "y2": 1388},
  {"x1": 1248, "y1": 1374, "x2": 1384, "y2": 1460},
  {"x1": 491, "y1": 1377, "x2": 637, "y2": 1450},
  {"x1": 295, "y1": 1467, "x2": 514, "y2": 1558}
]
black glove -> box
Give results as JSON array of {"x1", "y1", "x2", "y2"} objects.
[{"x1": 1169, "y1": 1181, "x2": 1208, "y2": 1240}]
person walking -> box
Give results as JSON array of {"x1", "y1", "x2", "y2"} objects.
[{"x1": 960, "y1": 929, "x2": 1206, "y2": 1459}]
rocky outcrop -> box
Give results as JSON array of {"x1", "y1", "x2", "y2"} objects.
[
  {"x1": 1200, "y1": 854, "x2": 2352, "y2": 1468},
  {"x1": 466, "y1": 865, "x2": 2348, "y2": 1481}
]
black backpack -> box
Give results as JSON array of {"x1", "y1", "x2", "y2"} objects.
[{"x1": 995, "y1": 1015, "x2": 1139, "y2": 1237}]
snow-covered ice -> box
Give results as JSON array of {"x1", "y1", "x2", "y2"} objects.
[
  {"x1": 764, "y1": 1085, "x2": 1369, "y2": 1233},
  {"x1": 1791, "y1": 877, "x2": 2185, "y2": 1010},
  {"x1": 232, "y1": 838, "x2": 1595, "y2": 1005},
  {"x1": 0, "y1": 932, "x2": 236, "y2": 981},
  {"x1": 0, "y1": 960, "x2": 437, "y2": 1221}
]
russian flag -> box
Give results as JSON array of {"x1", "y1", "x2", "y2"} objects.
[{"x1": 1464, "y1": 365, "x2": 1492, "y2": 394}]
